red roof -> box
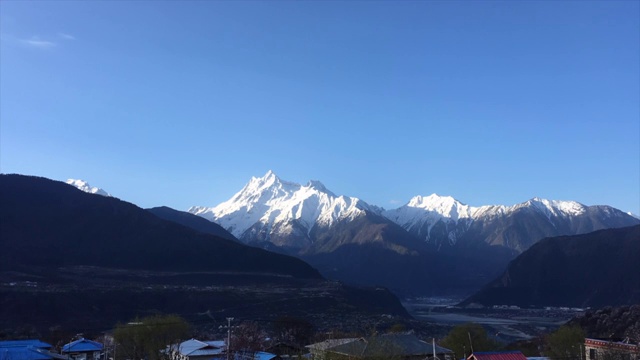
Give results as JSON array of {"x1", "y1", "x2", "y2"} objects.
[{"x1": 469, "y1": 351, "x2": 528, "y2": 360}]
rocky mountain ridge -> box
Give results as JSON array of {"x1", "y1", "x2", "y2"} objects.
[{"x1": 190, "y1": 171, "x2": 639, "y2": 254}]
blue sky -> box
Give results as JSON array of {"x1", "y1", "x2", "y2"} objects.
[{"x1": 1, "y1": 1, "x2": 639, "y2": 214}]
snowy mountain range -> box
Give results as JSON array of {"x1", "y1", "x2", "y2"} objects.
[
  {"x1": 63, "y1": 172, "x2": 639, "y2": 295},
  {"x1": 189, "y1": 171, "x2": 380, "y2": 249},
  {"x1": 189, "y1": 171, "x2": 639, "y2": 253},
  {"x1": 66, "y1": 179, "x2": 111, "y2": 197},
  {"x1": 382, "y1": 194, "x2": 635, "y2": 251}
]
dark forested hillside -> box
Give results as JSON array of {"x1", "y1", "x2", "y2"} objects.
[
  {"x1": 460, "y1": 225, "x2": 640, "y2": 308},
  {"x1": 568, "y1": 305, "x2": 640, "y2": 340},
  {"x1": 0, "y1": 174, "x2": 321, "y2": 277}
]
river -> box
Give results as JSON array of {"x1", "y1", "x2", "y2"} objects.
[{"x1": 403, "y1": 297, "x2": 581, "y2": 342}]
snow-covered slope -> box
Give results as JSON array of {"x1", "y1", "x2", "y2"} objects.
[
  {"x1": 189, "y1": 171, "x2": 376, "y2": 248},
  {"x1": 66, "y1": 179, "x2": 111, "y2": 197},
  {"x1": 383, "y1": 194, "x2": 637, "y2": 249},
  {"x1": 385, "y1": 195, "x2": 586, "y2": 223},
  {"x1": 190, "y1": 172, "x2": 639, "y2": 253},
  {"x1": 384, "y1": 195, "x2": 586, "y2": 228}
]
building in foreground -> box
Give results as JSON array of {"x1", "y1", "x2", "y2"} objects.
[
  {"x1": 0, "y1": 340, "x2": 67, "y2": 360},
  {"x1": 61, "y1": 338, "x2": 104, "y2": 360},
  {"x1": 585, "y1": 338, "x2": 640, "y2": 360}
]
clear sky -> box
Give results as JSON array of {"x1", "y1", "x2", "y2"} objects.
[{"x1": 1, "y1": 1, "x2": 639, "y2": 214}]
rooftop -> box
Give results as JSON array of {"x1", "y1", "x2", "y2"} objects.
[
  {"x1": 470, "y1": 351, "x2": 528, "y2": 360},
  {"x1": 62, "y1": 339, "x2": 103, "y2": 353}
]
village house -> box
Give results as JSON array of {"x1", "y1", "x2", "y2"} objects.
[
  {"x1": 585, "y1": 338, "x2": 640, "y2": 360},
  {"x1": 61, "y1": 339, "x2": 103, "y2": 360},
  {"x1": 168, "y1": 339, "x2": 226, "y2": 360},
  {"x1": 0, "y1": 340, "x2": 67, "y2": 360},
  {"x1": 233, "y1": 351, "x2": 279, "y2": 360},
  {"x1": 307, "y1": 338, "x2": 360, "y2": 359},
  {"x1": 167, "y1": 339, "x2": 280, "y2": 360},
  {"x1": 467, "y1": 351, "x2": 528, "y2": 360}
]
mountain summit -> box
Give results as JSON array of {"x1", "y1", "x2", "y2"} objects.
[
  {"x1": 66, "y1": 179, "x2": 111, "y2": 197},
  {"x1": 189, "y1": 171, "x2": 377, "y2": 249}
]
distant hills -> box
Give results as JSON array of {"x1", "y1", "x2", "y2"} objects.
[
  {"x1": 187, "y1": 171, "x2": 639, "y2": 295},
  {"x1": 460, "y1": 225, "x2": 640, "y2": 308},
  {"x1": 0, "y1": 174, "x2": 409, "y2": 332}
]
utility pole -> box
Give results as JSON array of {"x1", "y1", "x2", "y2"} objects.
[{"x1": 226, "y1": 318, "x2": 234, "y2": 360}]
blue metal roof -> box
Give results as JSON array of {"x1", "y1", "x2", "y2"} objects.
[
  {"x1": 175, "y1": 339, "x2": 224, "y2": 356},
  {"x1": 253, "y1": 352, "x2": 277, "y2": 360},
  {"x1": 0, "y1": 347, "x2": 66, "y2": 360},
  {"x1": 204, "y1": 341, "x2": 225, "y2": 349},
  {"x1": 232, "y1": 352, "x2": 277, "y2": 360},
  {"x1": 62, "y1": 339, "x2": 103, "y2": 353},
  {"x1": 0, "y1": 340, "x2": 52, "y2": 349},
  {"x1": 187, "y1": 349, "x2": 224, "y2": 357}
]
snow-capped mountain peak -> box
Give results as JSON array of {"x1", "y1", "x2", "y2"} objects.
[
  {"x1": 250, "y1": 169, "x2": 280, "y2": 187},
  {"x1": 228, "y1": 170, "x2": 299, "y2": 207},
  {"x1": 381, "y1": 194, "x2": 616, "y2": 248},
  {"x1": 188, "y1": 172, "x2": 372, "y2": 246},
  {"x1": 405, "y1": 193, "x2": 474, "y2": 221},
  {"x1": 390, "y1": 194, "x2": 588, "y2": 224},
  {"x1": 66, "y1": 179, "x2": 111, "y2": 197},
  {"x1": 305, "y1": 180, "x2": 335, "y2": 196},
  {"x1": 521, "y1": 197, "x2": 587, "y2": 218},
  {"x1": 188, "y1": 171, "x2": 639, "y2": 253}
]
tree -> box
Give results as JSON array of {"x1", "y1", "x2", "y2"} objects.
[
  {"x1": 387, "y1": 323, "x2": 407, "y2": 334},
  {"x1": 440, "y1": 323, "x2": 500, "y2": 359},
  {"x1": 503, "y1": 338, "x2": 544, "y2": 357},
  {"x1": 230, "y1": 321, "x2": 267, "y2": 355},
  {"x1": 546, "y1": 325, "x2": 585, "y2": 360},
  {"x1": 113, "y1": 315, "x2": 190, "y2": 360},
  {"x1": 272, "y1": 317, "x2": 315, "y2": 346}
]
